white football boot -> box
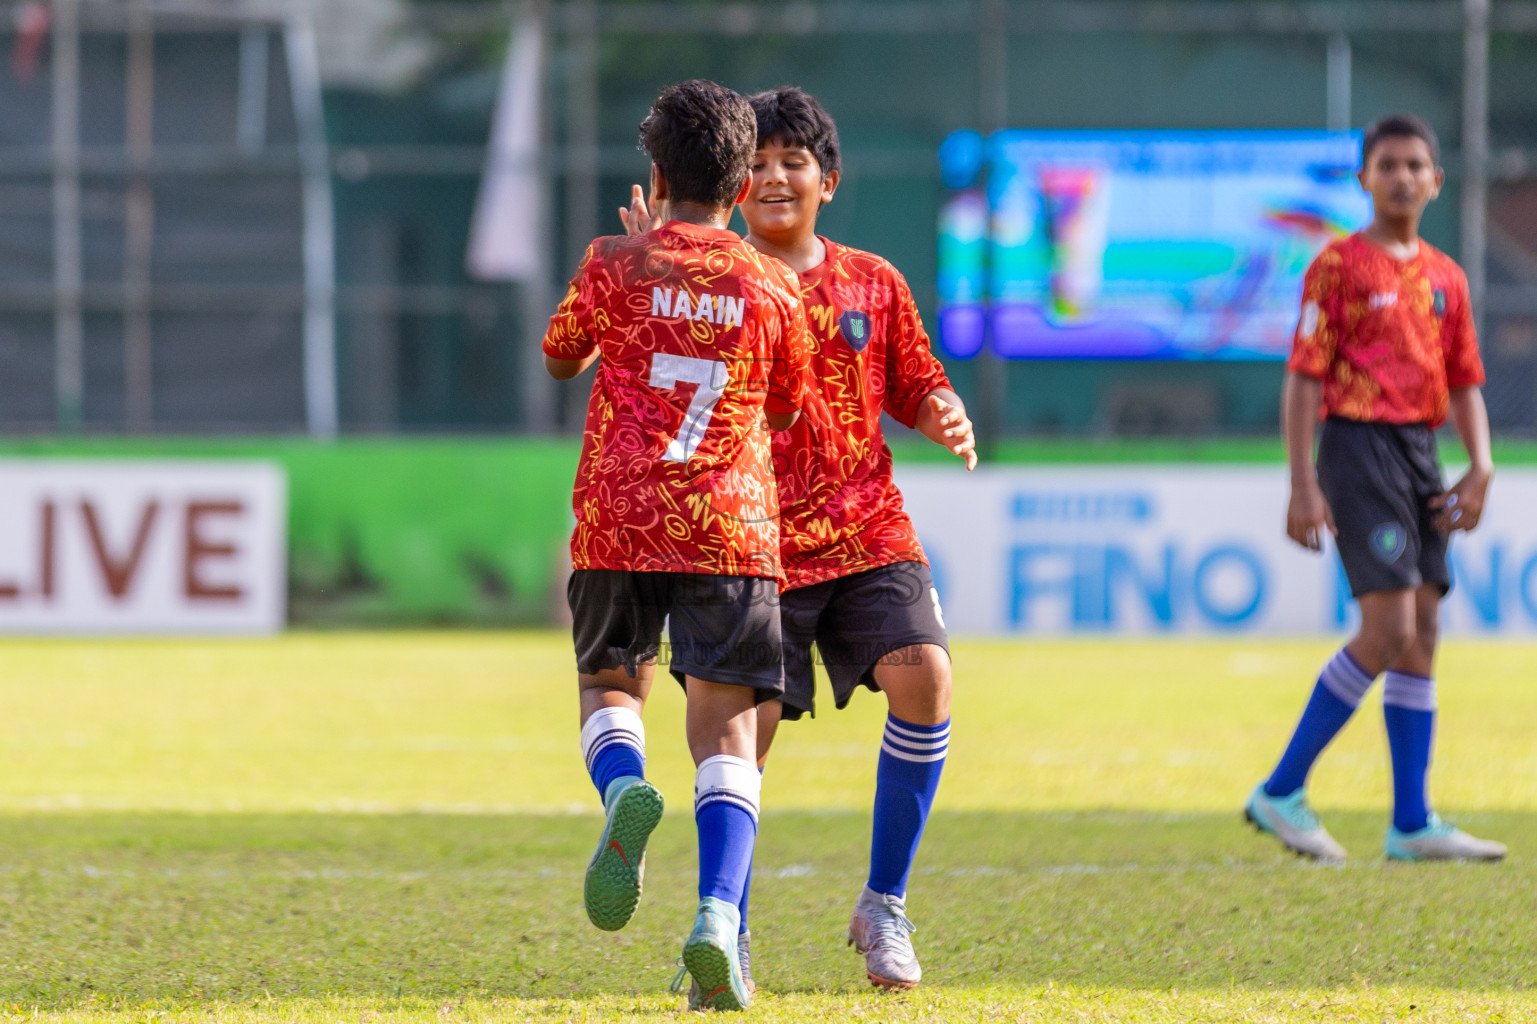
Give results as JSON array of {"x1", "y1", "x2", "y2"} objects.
[
  {"x1": 848, "y1": 885, "x2": 922, "y2": 989},
  {"x1": 1244, "y1": 783, "x2": 1347, "y2": 862},
  {"x1": 1385, "y1": 814, "x2": 1507, "y2": 862}
]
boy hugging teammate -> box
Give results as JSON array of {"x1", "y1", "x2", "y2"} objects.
[
  {"x1": 1246, "y1": 114, "x2": 1505, "y2": 863},
  {"x1": 544, "y1": 80, "x2": 811, "y2": 1011},
  {"x1": 745, "y1": 88, "x2": 976, "y2": 991},
  {"x1": 625, "y1": 87, "x2": 976, "y2": 992}
]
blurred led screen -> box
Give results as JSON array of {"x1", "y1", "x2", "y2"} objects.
[{"x1": 936, "y1": 130, "x2": 1371, "y2": 360}]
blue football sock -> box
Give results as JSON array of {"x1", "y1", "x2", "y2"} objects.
[
  {"x1": 1264, "y1": 648, "x2": 1375, "y2": 798},
  {"x1": 1383, "y1": 670, "x2": 1436, "y2": 833},
  {"x1": 737, "y1": 767, "x2": 763, "y2": 934},
  {"x1": 580, "y1": 706, "x2": 646, "y2": 806},
  {"x1": 737, "y1": 852, "x2": 753, "y2": 933},
  {"x1": 868, "y1": 714, "x2": 949, "y2": 898},
  {"x1": 695, "y1": 754, "x2": 760, "y2": 907}
]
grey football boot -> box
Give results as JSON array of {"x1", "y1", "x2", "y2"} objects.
[
  {"x1": 735, "y1": 930, "x2": 756, "y2": 996},
  {"x1": 848, "y1": 885, "x2": 922, "y2": 989}
]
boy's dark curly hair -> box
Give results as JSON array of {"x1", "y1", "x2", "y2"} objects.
[
  {"x1": 1362, "y1": 113, "x2": 1441, "y2": 168},
  {"x1": 748, "y1": 86, "x2": 842, "y2": 177},
  {"x1": 638, "y1": 79, "x2": 757, "y2": 208}
]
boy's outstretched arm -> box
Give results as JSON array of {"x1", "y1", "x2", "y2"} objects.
[
  {"x1": 764, "y1": 407, "x2": 799, "y2": 432},
  {"x1": 1431, "y1": 386, "x2": 1494, "y2": 532},
  {"x1": 1282, "y1": 371, "x2": 1333, "y2": 551},
  {"x1": 544, "y1": 352, "x2": 598, "y2": 380},
  {"x1": 544, "y1": 243, "x2": 601, "y2": 381},
  {"x1": 916, "y1": 389, "x2": 978, "y2": 471}
]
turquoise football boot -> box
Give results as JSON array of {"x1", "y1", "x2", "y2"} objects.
[
  {"x1": 679, "y1": 929, "x2": 755, "y2": 1006},
  {"x1": 1244, "y1": 782, "x2": 1347, "y2": 861},
  {"x1": 583, "y1": 776, "x2": 663, "y2": 931},
  {"x1": 1386, "y1": 813, "x2": 1506, "y2": 862},
  {"x1": 679, "y1": 896, "x2": 752, "y2": 1011}
]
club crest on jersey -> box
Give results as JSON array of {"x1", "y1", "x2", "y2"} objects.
[
  {"x1": 1433, "y1": 288, "x2": 1447, "y2": 317},
  {"x1": 1371, "y1": 523, "x2": 1407, "y2": 564},
  {"x1": 838, "y1": 310, "x2": 872, "y2": 353}
]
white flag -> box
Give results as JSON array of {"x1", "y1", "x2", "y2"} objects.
[{"x1": 466, "y1": 13, "x2": 543, "y2": 281}]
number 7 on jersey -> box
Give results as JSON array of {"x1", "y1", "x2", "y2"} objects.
[{"x1": 650, "y1": 353, "x2": 729, "y2": 463}]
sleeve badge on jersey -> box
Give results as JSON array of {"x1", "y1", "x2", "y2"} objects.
[
  {"x1": 1299, "y1": 301, "x2": 1320, "y2": 338},
  {"x1": 1433, "y1": 288, "x2": 1447, "y2": 317},
  {"x1": 837, "y1": 310, "x2": 872, "y2": 353}
]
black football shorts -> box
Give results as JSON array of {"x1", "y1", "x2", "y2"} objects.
[
  {"x1": 778, "y1": 561, "x2": 950, "y2": 721},
  {"x1": 1316, "y1": 417, "x2": 1451, "y2": 599},
  {"x1": 568, "y1": 569, "x2": 784, "y2": 702}
]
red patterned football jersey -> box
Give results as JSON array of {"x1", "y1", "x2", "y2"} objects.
[
  {"x1": 545, "y1": 221, "x2": 812, "y2": 579},
  {"x1": 774, "y1": 238, "x2": 953, "y2": 590},
  {"x1": 1288, "y1": 233, "x2": 1483, "y2": 427}
]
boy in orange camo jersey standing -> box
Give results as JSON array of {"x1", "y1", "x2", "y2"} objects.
[{"x1": 1245, "y1": 114, "x2": 1504, "y2": 865}]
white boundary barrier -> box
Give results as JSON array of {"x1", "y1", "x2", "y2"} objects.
[
  {"x1": 0, "y1": 461, "x2": 286, "y2": 634},
  {"x1": 897, "y1": 465, "x2": 1537, "y2": 636}
]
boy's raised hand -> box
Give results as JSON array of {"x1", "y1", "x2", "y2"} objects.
[
  {"x1": 618, "y1": 184, "x2": 667, "y2": 236},
  {"x1": 918, "y1": 392, "x2": 978, "y2": 471},
  {"x1": 1430, "y1": 466, "x2": 1492, "y2": 533}
]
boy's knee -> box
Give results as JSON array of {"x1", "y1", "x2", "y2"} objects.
[
  {"x1": 1355, "y1": 591, "x2": 1421, "y2": 667},
  {"x1": 1414, "y1": 608, "x2": 1439, "y2": 646},
  {"x1": 892, "y1": 643, "x2": 951, "y2": 683},
  {"x1": 1374, "y1": 618, "x2": 1417, "y2": 662},
  {"x1": 877, "y1": 644, "x2": 952, "y2": 724},
  {"x1": 917, "y1": 650, "x2": 953, "y2": 698}
]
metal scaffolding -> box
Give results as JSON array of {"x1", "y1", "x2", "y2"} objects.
[
  {"x1": 24, "y1": 0, "x2": 335, "y2": 437},
  {"x1": 6, "y1": 0, "x2": 1537, "y2": 435}
]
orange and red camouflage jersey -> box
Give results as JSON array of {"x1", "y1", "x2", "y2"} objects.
[
  {"x1": 544, "y1": 221, "x2": 812, "y2": 580},
  {"x1": 1288, "y1": 233, "x2": 1484, "y2": 428},
  {"x1": 774, "y1": 238, "x2": 953, "y2": 591}
]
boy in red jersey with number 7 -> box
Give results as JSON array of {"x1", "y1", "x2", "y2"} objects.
[
  {"x1": 1245, "y1": 114, "x2": 1504, "y2": 864},
  {"x1": 544, "y1": 79, "x2": 812, "y2": 1012},
  {"x1": 623, "y1": 86, "x2": 976, "y2": 993}
]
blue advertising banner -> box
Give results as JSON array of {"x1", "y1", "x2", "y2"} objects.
[{"x1": 898, "y1": 466, "x2": 1537, "y2": 636}]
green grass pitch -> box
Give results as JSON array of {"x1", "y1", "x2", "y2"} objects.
[{"x1": 1, "y1": 633, "x2": 1533, "y2": 1022}]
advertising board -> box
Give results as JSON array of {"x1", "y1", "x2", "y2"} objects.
[
  {"x1": 0, "y1": 461, "x2": 286, "y2": 634},
  {"x1": 899, "y1": 466, "x2": 1537, "y2": 636},
  {"x1": 937, "y1": 130, "x2": 1372, "y2": 360}
]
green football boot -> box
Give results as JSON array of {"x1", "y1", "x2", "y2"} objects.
[
  {"x1": 680, "y1": 896, "x2": 752, "y2": 1011},
  {"x1": 583, "y1": 776, "x2": 663, "y2": 931}
]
